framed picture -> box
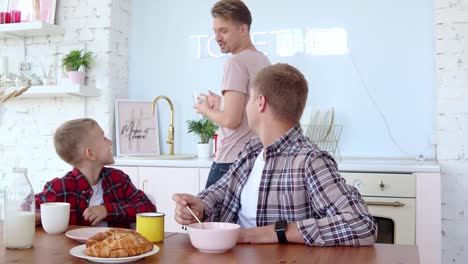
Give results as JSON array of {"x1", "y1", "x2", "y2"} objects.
[{"x1": 115, "y1": 100, "x2": 160, "y2": 156}]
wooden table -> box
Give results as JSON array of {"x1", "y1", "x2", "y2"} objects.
[{"x1": 0, "y1": 225, "x2": 419, "y2": 263}]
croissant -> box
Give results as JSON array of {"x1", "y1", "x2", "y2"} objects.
[{"x1": 86, "y1": 228, "x2": 153, "y2": 258}]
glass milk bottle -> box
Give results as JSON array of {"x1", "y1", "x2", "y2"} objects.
[{"x1": 3, "y1": 168, "x2": 35, "y2": 249}]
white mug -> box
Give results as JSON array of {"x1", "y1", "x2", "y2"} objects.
[{"x1": 40, "y1": 202, "x2": 70, "y2": 234}]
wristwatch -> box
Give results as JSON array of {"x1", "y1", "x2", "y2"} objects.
[{"x1": 274, "y1": 220, "x2": 288, "y2": 244}]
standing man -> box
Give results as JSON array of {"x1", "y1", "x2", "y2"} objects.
[
  {"x1": 175, "y1": 63, "x2": 377, "y2": 246},
  {"x1": 194, "y1": 0, "x2": 271, "y2": 188}
]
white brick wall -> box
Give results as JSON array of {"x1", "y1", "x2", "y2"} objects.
[
  {"x1": 0, "y1": 0, "x2": 129, "y2": 193},
  {"x1": 0, "y1": 1, "x2": 465, "y2": 262},
  {"x1": 436, "y1": 0, "x2": 468, "y2": 263}
]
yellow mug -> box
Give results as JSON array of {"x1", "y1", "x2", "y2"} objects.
[{"x1": 136, "y1": 212, "x2": 165, "y2": 242}]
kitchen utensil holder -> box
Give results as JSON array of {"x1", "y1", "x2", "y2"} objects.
[{"x1": 302, "y1": 124, "x2": 343, "y2": 160}]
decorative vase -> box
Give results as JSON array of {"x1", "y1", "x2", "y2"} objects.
[
  {"x1": 68, "y1": 71, "x2": 85, "y2": 85},
  {"x1": 197, "y1": 142, "x2": 212, "y2": 159}
]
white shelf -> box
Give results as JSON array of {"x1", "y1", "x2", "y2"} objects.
[
  {"x1": 21, "y1": 84, "x2": 100, "y2": 98},
  {"x1": 0, "y1": 21, "x2": 64, "y2": 39}
]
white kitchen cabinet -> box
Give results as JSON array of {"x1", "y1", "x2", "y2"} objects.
[
  {"x1": 109, "y1": 166, "x2": 138, "y2": 187},
  {"x1": 199, "y1": 168, "x2": 210, "y2": 192},
  {"x1": 415, "y1": 172, "x2": 441, "y2": 264},
  {"x1": 139, "y1": 167, "x2": 199, "y2": 232}
]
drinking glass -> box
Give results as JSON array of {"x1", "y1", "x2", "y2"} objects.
[{"x1": 193, "y1": 89, "x2": 199, "y2": 104}]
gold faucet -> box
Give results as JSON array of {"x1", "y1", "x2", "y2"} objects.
[{"x1": 152, "y1": 96, "x2": 175, "y2": 155}]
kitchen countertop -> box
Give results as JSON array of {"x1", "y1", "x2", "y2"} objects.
[
  {"x1": 114, "y1": 156, "x2": 214, "y2": 168},
  {"x1": 114, "y1": 156, "x2": 440, "y2": 173}
]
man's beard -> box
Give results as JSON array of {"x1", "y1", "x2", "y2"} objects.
[{"x1": 219, "y1": 46, "x2": 229, "y2": 54}]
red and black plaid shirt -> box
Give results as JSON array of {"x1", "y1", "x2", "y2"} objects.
[{"x1": 35, "y1": 167, "x2": 156, "y2": 228}]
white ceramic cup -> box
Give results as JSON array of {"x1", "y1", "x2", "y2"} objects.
[{"x1": 40, "y1": 202, "x2": 70, "y2": 234}]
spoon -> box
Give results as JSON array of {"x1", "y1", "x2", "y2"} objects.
[{"x1": 185, "y1": 205, "x2": 205, "y2": 229}]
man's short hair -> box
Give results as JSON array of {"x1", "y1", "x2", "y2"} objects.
[
  {"x1": 211, "y1": 0, "x2": 252, "y2": 30},
  {"x1": 253, "y1": 63, "x2": 308, "y2": 123},
  {"x1": 53, "y1": 118, "x2": 98, "y2": 166}
]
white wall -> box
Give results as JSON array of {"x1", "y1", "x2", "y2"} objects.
[
  {"x1": 128, "y1": 0, "x2": 434, "y2": 159},
  {"x1": 0, "y1": 0, "x2": 129, "y2": 193},
  {"x1": 435, "y1": 0, "x2": 468, "y2": 263}
]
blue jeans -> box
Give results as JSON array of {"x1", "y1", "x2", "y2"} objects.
[{"x1": 205, "y1": 162, "x2": 233, "y2": 189}]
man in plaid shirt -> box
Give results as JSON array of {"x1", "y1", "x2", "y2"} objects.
[
  {"x1": 35, "y1": 118, "x2": 156, "y2": 228},
  {"x1": 174, "y1": 63, "x2": 377, "y2": 246}
]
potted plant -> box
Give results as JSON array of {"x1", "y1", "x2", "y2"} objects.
[
  {"x1": 186, "y1": 117, "x2": 218, "y2": 158},
  {"x1": 61, "y1": 49, "x2": 93, "y2": 85}
]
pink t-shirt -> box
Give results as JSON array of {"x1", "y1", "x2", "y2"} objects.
[{"x1": 215, "y1": 50, "x2": 270, "y2": 163}]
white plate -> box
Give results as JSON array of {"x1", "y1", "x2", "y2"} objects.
[
  {"x1": 65, "y1": 227, "x2": 111, "y2": 243},
  {"x1": 321, "y1": 108, "x2": 335, "y2": 140},
  {"x1": 310, "y1": 109, "x2": 321, "y2": 126},
  {"x1": 69, "y1": 244, "x2": 159, "y2": 263}
]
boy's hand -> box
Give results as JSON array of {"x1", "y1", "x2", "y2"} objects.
[{"x1": 83, "y1": 205, "x2": 108, "y2": 226}]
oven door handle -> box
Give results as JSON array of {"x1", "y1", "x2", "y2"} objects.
[{"x1": 365, "y1": 201, "x2": 405, "y2": 207}]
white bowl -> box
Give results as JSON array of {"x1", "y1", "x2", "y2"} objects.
[{"x1": 186, "y1": 222, "x2": 240, "y2": 253}]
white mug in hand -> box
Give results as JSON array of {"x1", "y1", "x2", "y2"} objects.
[{"x1": 40, "y1": 202, "x2": 70, "y2": 234}]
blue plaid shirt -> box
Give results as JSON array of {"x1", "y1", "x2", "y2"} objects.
[{"x1": 199, "y1": 124, "x2": 377, "y2": 246}]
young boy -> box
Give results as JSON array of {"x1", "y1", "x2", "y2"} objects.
[{"x1": 35, "y1": 118, "x2": 156, "y2": 228}]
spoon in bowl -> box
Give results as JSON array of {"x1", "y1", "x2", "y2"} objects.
[{"x1": 185, "y1": 205, "x2": 205, "y2": 229}]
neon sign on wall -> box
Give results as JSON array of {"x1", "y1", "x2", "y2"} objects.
[{"x1": 191, "y1": 28, "x2": 349, "y2": 59}]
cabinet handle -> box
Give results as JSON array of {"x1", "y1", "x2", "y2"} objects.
[
  {"x1": 366, "y1": 201, "x2": 405, "y2": 207},
  {"x1": 142, "y1": 179, "x2": 148, "y2": 192},
  {"x1": 379, "y1": 180, "x2": 385, "y2": 191}
]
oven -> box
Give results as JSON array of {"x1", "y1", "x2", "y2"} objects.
[{"x1": 341, "y1": 172, "x2": 416, "y2": 245}]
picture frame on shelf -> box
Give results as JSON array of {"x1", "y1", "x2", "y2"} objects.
[{"x1": 115, "y1": 100, "x2": 160, "y2": 156}]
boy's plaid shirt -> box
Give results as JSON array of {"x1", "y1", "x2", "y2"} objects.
[{"x1": 35, "y1": 167, "x2": 156, "y2": 228}]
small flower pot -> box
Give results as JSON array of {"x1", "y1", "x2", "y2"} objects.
[
  {"x1": 68, "y1": 71, "x2": 85, "y2": 85},
  {"x1": 197, "y1": 142, "x2": 212, "y2": 159}
]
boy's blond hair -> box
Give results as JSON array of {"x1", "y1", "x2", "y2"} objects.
[
  {"x1": 53, "y1": 118, "x2": 98, "y2": 166},
  {"x1": 253, "y1": 63, "x2": 308, "y2": 123}
]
